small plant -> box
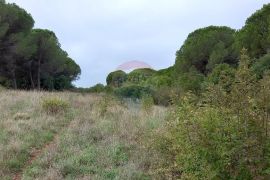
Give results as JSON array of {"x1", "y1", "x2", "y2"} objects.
[
  {"x1": 142, "y1": 95, "x2": 154, "y2": 113},
  {"x1": 42, "y1": 97, "x2": 69, "y2": 114},
  {"x1": 98, "y1": 96, "x2": 112, "y2": 117}
]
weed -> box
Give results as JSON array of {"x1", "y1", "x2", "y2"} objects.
[
  {"x1": 42, "y1": 97, "x2": 69, "y2": 115},
  {"x1": 141, "y1": 95, "x2": 154, "y2": 113}
]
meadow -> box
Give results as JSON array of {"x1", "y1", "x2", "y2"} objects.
[{"x1": 0, "y1": 89, "x2": 167, "y2": 180}]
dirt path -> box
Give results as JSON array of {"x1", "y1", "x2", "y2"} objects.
[{"x1": 13, "y1": 119, "x2": 76, "y2": 180}]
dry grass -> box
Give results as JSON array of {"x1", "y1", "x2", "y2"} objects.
[{"x1": 0, "y1": 90, "x2": 167, "y2": 180}]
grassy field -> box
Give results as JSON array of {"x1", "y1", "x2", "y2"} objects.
[{"x1": 0, "y1": 89, "x2": 167, "y2": 180}]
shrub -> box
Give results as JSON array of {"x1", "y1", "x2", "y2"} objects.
[
  {"x1": 106, "y1": 70, "x2": 127, "y2": 88},
  {"x1": 127, "y1": 68, "x2": 156, "y2": 84},
  {"x1": 88, "y1": 83, "x2": 106, "y2": 93},
  {"x1": 152, "y1": 87, "x2": 173, "y2": 106},
  {"x1": 155, "y1": 92, "x2": 270, "y2": 179},
  {"x1": 98, "y1": 96, "x2": 112, "y2": 117},
  {"x1": 42, "y1": 97, "x2": 69, "y2": 114},
  {"x1": 141, "y1": 95, "x2": 154, "y2": 113},
  {"x1": 252, "y1": 53, "x2": 270, "y2": 79},
  {"x1": 114, "y1": 85, "x2": 153, "y2": 99},
  {"x1": 207, "y1": 63, "x2": 236, "y2": 92},
  {"x1": 176, "y1": 67, "x2": 205, "y2": 93},
  {"x1": 153, "y1": 51, "x2": 270, "y2": 179}
]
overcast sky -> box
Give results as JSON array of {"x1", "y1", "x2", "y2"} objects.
[{"x1": 5, "y1": 0, "x2": 270, "y2": 87}]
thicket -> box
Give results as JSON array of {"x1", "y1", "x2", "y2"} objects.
[{"x1": 152, "y1": 49, "x2": 270, "y2": 179}]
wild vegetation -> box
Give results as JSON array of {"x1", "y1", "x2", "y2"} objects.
[
  {"x1": 1, "y1": 1, "x2": 270, "y2": 179},
  {"x1": 0, "y1": 1, "x2": 80, "y2": 90},
  {"x1": 103, "y1": 4, "x2": 270, "y2": 103},
  {"x1": 0, "y1": 90, "x2": 167, "y2": 179}
]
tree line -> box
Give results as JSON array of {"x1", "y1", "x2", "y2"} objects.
[
  {"x1": 102, "y1": 3, "x2": 270, "y2": 107},
  {"x1": 0, "y1": 0, "x2": 81, "y2": 90}
]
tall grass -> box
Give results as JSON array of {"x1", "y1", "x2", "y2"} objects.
[{"x1": 0, "y1": 90, "x2": 167, "y2": 179}]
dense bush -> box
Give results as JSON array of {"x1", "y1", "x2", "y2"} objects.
[
  {"x1": 252, "y1": 54, "x2": 270, "y2": 79},
  {"x1": 114, "y1": 85, "x2": 153, "y2": 99},
  {"x1": 127, "y1": 68, "x2": 156, "y2": 84},
  {"x1": 88, "y1": 83, "x2": 106, "y2": 93},
  {"x1": 176, "y1": 67, "x2": 205, "y2": 93},
  {"x1": 152, "y1": 87, "x2": 174, "y2": 106},
  {"x1": 144, "y1": 75, "x2": 172, "y2": 88},
  {"x1": 42, "y1": 97, "x2": 69, "y2": 114},
  {"x1": 207, "y1": 63, "x2": 236, "y2": 92},
  {"x1": 106, "y1": 70, "x2": 127, "y2": 88},
  {"x1": 153, "y1": 50, "x2": 270, "y2": 179},
  {"x1": 235, "y1": 4, "x2": 270, "y2": 58}
]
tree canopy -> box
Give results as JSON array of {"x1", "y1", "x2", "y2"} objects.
[
  {"x1": 106, "y1": 70, "x2": 127, "y2": 88},
  {"x1": 235, "y1": 4, "x2": 270, "y2": 58},
  {"x1": 0, "y1": 1, "x2": 80, "y2": 90},
  {"x1": 174, "y1": 26, "x2": 236, "y2": 76}
]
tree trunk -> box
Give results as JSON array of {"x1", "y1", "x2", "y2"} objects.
[
  {"x1": 12, "y1": 69, "x2": 17, "y2": 89},
  {"x1": 29, "y1": 61, "x2": 35, "y2": 89},
  {"x1": 29, "y1": 70, "x2": 35, "y2": 89},
  {"x1": 37, "y1": 53, "x2": 41, "y2": 91}
]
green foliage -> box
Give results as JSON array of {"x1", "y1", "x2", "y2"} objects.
[
  {"x1": 109, "y1": 144, "x2": 129, "y2": 166},
  {"x1": 42, "y1": 97, "x2": 69, "y2": 115},
  {"x1": 127, "y1": 68, "x2": 156, "y2": 84},
  {"x1": 175, "y1": 26, "x2": 236, "y2": 75},
  {"x1": 0, "y1": 1, "x2": 81, "y2": 90},
  {"x1": 252, "y1": 53, "x2": 270, "y2": 79},
  {"x1": 176, "y1": 67, "x2": 204, "y2": 93},
  {"x1": 114, "y1": 85, "x2": 153, "y2": 99},
  {"x1": 207, "y1": 63, "x2": 236, "y2": 91},
  {"x1": 144, "y1": 75, "x2": 172, "y2": 88},
  {"x1": 235, "y1": 4, "x2": 270, "y2": 58},
  {"x1": 106, "y1": 70, "x2": 127, "y2": 88},
  {"x1": 154, "y1": 50, "x2": 270, "y2": 179},
  {"x1": 152, "y1": 87, "x2": 173, "y2": 106},
  {"x1": 88, "y1": 83, "x2": 106, "y2": 93}
]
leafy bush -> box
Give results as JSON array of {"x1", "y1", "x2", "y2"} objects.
[
  {"x1": 42, "y1": 97, "x2": 69, "y2": 114},
  {"x1": 114, "y1": 85, "x2": 153, "y2": 99},
  {"x1": 88, "y1": 83, "x2": 106, "y2": 93},
  {"x1": 176, "y1": 67, "x2": 205, "y2": 93},
  {"x1": 252, "y1": 53, "x2": 270, "y2": 79},
  {"x1": 144, "y1": 75, "x2": 172, "y2": 88},
  {"x1": 207, "y1": 63, "x2": 236, "y2": 92},
  {"x1": 127, "y1": 68, "x2": 156, "y2": 84},
  {"x1": 106, "y1": 70, "x2": 127, "y2": 88},
  {"x1": 152, "y1": 87, "x2": 173, "y2": 106},
  {"x1": 153, "y1": 50, "x2": 270, "y2": 179}
]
